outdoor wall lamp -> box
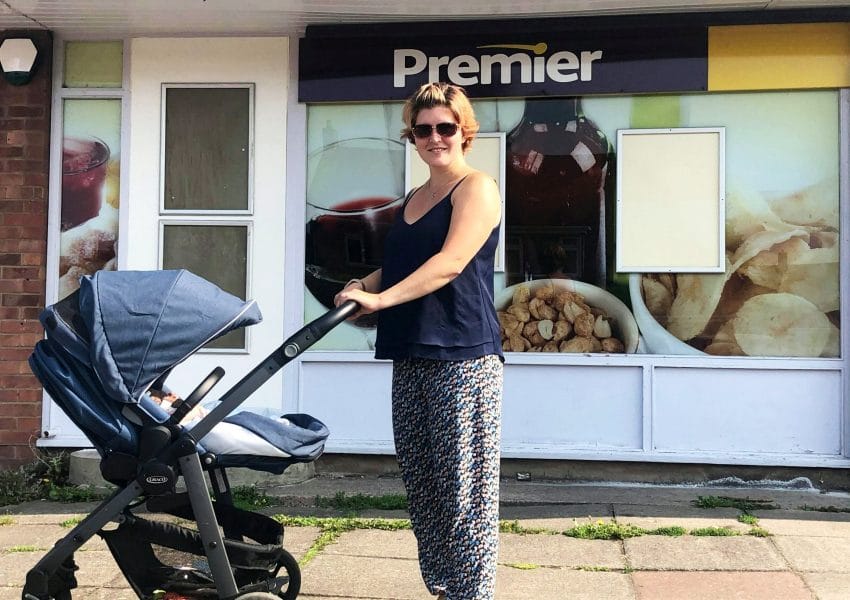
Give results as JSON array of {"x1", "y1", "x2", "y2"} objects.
[{"x1": 0, "y1": 38, "x2": 39, "y2": 86}]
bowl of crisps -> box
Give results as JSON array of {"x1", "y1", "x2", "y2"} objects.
[
  {"x1": 628, "y1": 273, "x2": 705, "y2": 355},
  {"x1": 495, "y1": 279, "x2": 639, "y2": 354}
]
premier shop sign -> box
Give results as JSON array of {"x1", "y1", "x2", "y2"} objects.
[{"x1": 299, "y1": 19, "x2": 708, "y2": 102}]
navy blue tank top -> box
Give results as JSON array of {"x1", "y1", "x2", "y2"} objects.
[{"x1": 374, "y1": 180, "x2": 504, "y2": 361}]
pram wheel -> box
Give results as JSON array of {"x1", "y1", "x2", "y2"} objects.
[
  {"x1": 236, "y1": 594, "x2": 280, "y2": 599},
  {"x1": 274, "y1": 548, "x2": 301, "y2": 600}
]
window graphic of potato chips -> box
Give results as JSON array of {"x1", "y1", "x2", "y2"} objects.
[{"x1": 732, "y1": 293, "x2": 832, "y2": 357}]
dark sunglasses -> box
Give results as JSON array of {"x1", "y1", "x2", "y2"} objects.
[{"x1": 411, "y1": 122, "x2": 459, "y2": 139}]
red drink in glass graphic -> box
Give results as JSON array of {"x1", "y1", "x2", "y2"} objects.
[
  {"x1": 61, "y1": 136, "x2": 110, "y2": 231},
  {"x1": 305, "y1": 137, "x2": 405, "y2": 328},
  {"x1": 305, "y1": 196, "x2": 401, "y2": 326}
]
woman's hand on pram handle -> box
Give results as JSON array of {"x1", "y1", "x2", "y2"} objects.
[{"x1": 282, "y1": 300, "x2": 360, "y2": 358}]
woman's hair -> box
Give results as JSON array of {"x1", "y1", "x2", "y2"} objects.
[{"x1": 401, "y1": 82, "x2": 480, "y2": 153}]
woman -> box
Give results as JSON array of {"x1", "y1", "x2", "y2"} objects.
[{"x1": 334, "y1": 82, "x2": 504, "y2": 600}]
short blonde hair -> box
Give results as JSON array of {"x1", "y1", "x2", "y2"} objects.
[{"x1": 400, "y1": 82, "x2": 479, "y2": 153}]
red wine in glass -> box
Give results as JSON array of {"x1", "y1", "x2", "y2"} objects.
[{"x1": 305, "y1": 195, "x2": 401, "y2": 327}]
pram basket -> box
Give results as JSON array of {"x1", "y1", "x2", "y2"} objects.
[{"x1": 22, "y1": 269, "x2": 357, "y2": 600}]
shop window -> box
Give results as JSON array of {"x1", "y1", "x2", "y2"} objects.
[
  {"x1": 162, "y1": 85, "x2": 252, "y2": 212},
  {"x1": 303, "y1": 91, "x2": 840, "y2": 358},
  {"x1": 64, "y1": 41, "x2": 123, "y2": 88},
  {"x1": 161, "y1": 223, "x2": 250, "y2": 349}
]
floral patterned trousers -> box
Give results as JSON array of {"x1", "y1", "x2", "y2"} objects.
[{"x1": 391, "y1": 355, "x2": 503, "y2": 600}]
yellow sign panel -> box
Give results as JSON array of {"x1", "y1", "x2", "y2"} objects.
[{"x1": 709, "y1": 23, "x2": 850, "y2": 91}]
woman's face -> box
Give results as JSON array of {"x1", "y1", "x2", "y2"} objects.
[{"x1": 412, "y1": 106, "x2": 464, "y2": 170}]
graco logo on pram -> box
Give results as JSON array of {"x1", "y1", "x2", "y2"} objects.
[{"x1": 145, "y1": 475, "x2": 169, "y2": 485}]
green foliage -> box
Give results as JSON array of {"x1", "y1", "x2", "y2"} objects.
[
  {"x1": 690, "y1": 526, "x2": 741, "y2": 537},
  {"x1": 565, "y1": 520, "x2": 645, "y2": 540},
  {"x1": 60, "y1": 517, "x2": 83, "y2": 528},
  {"x1": 799, "y1": 504, "x2": 850, "y2": 513},
  {"x1": 230, "y1": 485, "x2": 274, "y2": 510},
  {"x1": 0, "y1": 515, "x2": 14, "y2": 526},
  {"x1": 646, "y1": 525, "x2": 687, "y2": 536},
  {"x1": 499, "y1": 520, "x2": 554, "y2": 535},
  {"x1": 7, "y1": 545, "x2": 42, "y2": 552},
  {"x1": 748, "y1": 526, "x2": 771, "y2": 537},
  {"x1": 506, "y1": 562, "x2": 540, "y2": 570},
  {"x1": 693, "y1": 495, "x2": 779, "y2": 514},
  {"x1": 274, "y1": 514, "x2": 412, "y2": 566},
  {"x1": 314, "y1": 492, "x2": 408, "y2": 513},
  {"x1": 738, "y1": 513, "x2": 759, "y2": 525},
  {"x1": 0, "y1": 450, "x2": 107, "y2": 505}
]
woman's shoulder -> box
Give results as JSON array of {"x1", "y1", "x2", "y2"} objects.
[{"x1": 455, "y1": 169, "x2": 500, "y2": 199}]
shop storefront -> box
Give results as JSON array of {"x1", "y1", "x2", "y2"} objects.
[
  {"x1": 3, "y1": 7, "x2": 847, "y2": 469},
  {"x1": 290, "y1": 12, "x2": 849, "y2": 466}
]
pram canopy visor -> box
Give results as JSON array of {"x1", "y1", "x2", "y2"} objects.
[{"x1": 75, "y1": 269, "x2": 262, "y2": 404}]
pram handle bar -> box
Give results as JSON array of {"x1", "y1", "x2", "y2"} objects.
[
  {"x1": 282, "y1": 299, "x2": 359, "y2": 358},
  {"x1": 184, "y1": 300, "x2": 359, "y2": 443},
  {"x1": 170, "y1": 366, "x2": 225, "y2": 425}
]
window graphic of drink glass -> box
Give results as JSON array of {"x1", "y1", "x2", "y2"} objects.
[
  {"x1": 62, "y1": 136, "x2": 110, "y2": 231},
  {"x1": 305, "y1": 137, "x2": 405, "y2": 339}
]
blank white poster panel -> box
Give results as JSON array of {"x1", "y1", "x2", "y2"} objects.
[{"x1": 616, "y1": 128, "x2": 725, "y2": 272}]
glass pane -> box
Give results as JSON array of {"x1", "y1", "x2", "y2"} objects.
[
  {"x1": 58, "y1": 99, "x2": 121, "y2": 300},
  {"x1": 163, "y1": 87, "x2": 251, "y2": 211},
  {"x1": 162, "y1": 224, "x2": 249, "y2": 349},
  {"x1": 64, "y1": 41, "x2": 123, "y2": 88}
]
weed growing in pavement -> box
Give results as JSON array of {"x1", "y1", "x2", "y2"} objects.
[
  {"x1": 565, "y1": 520, "x2": 645, "y2": 540},
  {"x1": 314, "y1": 491, "x2": 408, "y2": 513},
  {"x1": 0, "y1": 515, "x2": 13, "y2": 526},
  {"x1": 7, "y1": 545, "x2": 43, "y2": 553},
  {"x1": 738, "y1": 513, "x2": 759, "y2": 525},
  {"x1": 506, "y1": 563, "x2": 540, "y2": 570},
  {"x1": 499, "y1": 520, "x2": 557, "y2": 535},
  {"x1": 690, "y1": 526, "x2": 741, "y2": 536},
  {"x1": 60, "y1": 517, "x2": 83, "y2": 528},
  {"x1": 748, "y1": 526, "x2": 771, "y2": 537},
  {"x1": 231, "y1": 485, "x2": 274, "y2": 510},
  {"x1": 693, "y1": 495, "x2": 779, "y2": 513},
  {"x1": 645, "y1": 525, "x2": 687, "y2": 536},
  {"x1": 274, "y1": 515, "x2": 412, "y2": 566},
  {"x1": 799, "y1": 504, "x2": 850, "y2": 513}
]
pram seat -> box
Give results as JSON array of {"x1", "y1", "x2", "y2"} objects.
[{"x1": 23, "y1": 270, "x2": 357, "y2": 600}]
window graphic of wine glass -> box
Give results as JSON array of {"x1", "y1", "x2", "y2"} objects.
[{"x1": 305, "y1": 137, "x2": 405, "y2": 347}]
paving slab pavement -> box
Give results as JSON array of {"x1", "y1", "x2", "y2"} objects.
[{"x1": 2, "y1": 475, "x2": 850, "y2": 598}]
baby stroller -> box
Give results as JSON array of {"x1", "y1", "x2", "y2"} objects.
[{"x1": 23, "y1": 269, "x2": 357, "y2": 600}]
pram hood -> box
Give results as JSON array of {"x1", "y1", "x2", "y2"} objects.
[{"x1": 75, "y1": 269, "x2": 262, "y2": 404}]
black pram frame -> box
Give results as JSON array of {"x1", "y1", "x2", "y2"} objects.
[{"x1": 23, "y1": 281, "x2": 358, "y2": 600}]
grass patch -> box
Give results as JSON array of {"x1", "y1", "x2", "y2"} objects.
[
  {"x1": 46, "y1": 485, "x2": 104, "y2": 503},
  {"x1": 60, "y1": 516, "x2": 83, "y2": 528},
  {"x1": 314, "y1": 492, "x2": 408, "y2": 513},
  {"x1": 506, "y1": 562, "x2": 539, "y2": 570},
  {"x1": 274, "y1": 514, "x2": 411, "y2": 566},
  {"x1": 646, "y1": 525, "x2": 687, "y2": 536},
  {"x1": 799, "y1": 504, "x2": 850, "y2": 513},
  {"x1": 738, "y1": 513, "x2": 759, "y2": 525},
  {"x1": 748, "y1": 526, "x2": 771, "y2": 537},
  {"x1": 499, "y1": 520, "x2": 555, "y2": 535},
  {"x1": 7, "y1": 545, "x2": 42, "y2": 553},
  {"x1": 690, "y1": 526, "x2": 741, "y2": 537},
  {"x1": 231, "y1": 486, "x2": 274, "y2": 510},
  {"x1": 0, "y1": 515, "x2": 13, "y2": 526},
  {"x1": 576, "y1": 565, "x2": 611, "y2": 572},
  {"x1": 565, "y1": 520, "x2": 645, "y2": 540},
  {"x1": 694, "y1": 495, "x2": 779, "y2": 514}
]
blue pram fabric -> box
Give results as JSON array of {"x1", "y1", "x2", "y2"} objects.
[
  {"x1": 79, "y1": 269, "x2": 262, "y2": 404},
  {"x1": 25, "y1": 269, "x2": 340, "y2": 600},
  {"x1": 32, "y1": 268, "x2": 328, "y2": 471}
]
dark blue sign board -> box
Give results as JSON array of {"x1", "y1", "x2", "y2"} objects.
[{"x1": 299, "y1": 18, "x2": 709, "y2": 102}]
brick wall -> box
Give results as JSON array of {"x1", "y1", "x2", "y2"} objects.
[{"x1": 0, "y1": 30, "x2": 52, "y2": 468}]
